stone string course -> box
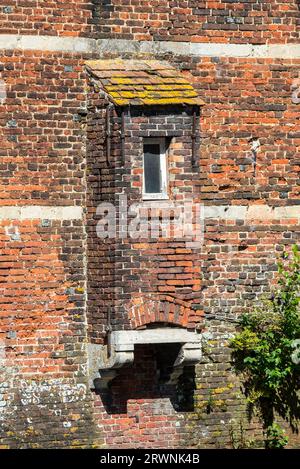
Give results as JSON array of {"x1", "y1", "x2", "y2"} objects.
[{"x1": 1, "y1": 35, "x2": 300, "y2": 58}]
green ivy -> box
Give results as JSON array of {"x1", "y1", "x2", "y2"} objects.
[{"x1": 230, "y1": 245, "x2": 300, "y2": 448}]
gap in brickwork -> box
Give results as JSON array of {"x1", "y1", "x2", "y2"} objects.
[{"x1": 95, "y1": 344, "x2": 196, "y2": 415}]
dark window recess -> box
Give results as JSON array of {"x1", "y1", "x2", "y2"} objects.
[{"x1": 143, "y1": 143, "x2": 161, "y2": 194}]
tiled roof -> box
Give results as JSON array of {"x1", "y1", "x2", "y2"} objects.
[{"x1": 85, "y1": 59, "x2": 204, "y2": 107}]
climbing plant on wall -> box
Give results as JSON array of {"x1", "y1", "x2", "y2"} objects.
[{"x1": 230, "y1": 245, "x2": 300, "y2": 448}]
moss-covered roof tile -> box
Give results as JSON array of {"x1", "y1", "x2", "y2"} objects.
[{"x1": 85, "y1": 59, "x2": 204, "y2": 107}]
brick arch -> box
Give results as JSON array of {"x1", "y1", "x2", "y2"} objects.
[{"x1": 127, "y1": 293, "x2": 197, "y2": 329}]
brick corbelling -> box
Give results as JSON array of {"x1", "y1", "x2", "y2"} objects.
[
  {"x1": 85, "y1": 51, "x2": 300, "y2": 340},
  {"x1": 86, "y1": 99, "x2": 203, "y2": 338}
]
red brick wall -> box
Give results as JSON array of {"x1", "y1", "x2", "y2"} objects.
[
  {"x1": 189, "y1": 218, "x2": 300, "y2": 449},
  {"x1": 1, "y1": 1, "x2": 298, "y2": 43},
  {"x1": 1, "y1": 48, "x2": 299, "y2": 447},
  {"x1": 0, "y1": 1, "x2": 97, "y2": 37},
  {"x1": 90, "y1": 217, "x2": 300, "y2": 449},
  {"x1": 84, "y1": 53, "x2": 300, "y2": 447},
  {"x1": 0, "y1": 49, "x2": 102, "y2": 448},
  {"x1": 0, "y1": 0, "x2": 299, "y2": 450},
  {"x1": 96, "y1": 0, "x2": 300, "y2": 43},
  {"x1": 180, "y1": 55, "x2": 300, "y2": 205},
  {"x1": 93, "y1": 345, "x2": 184, "y2": 449},
  {"x1": 0, "y1": 218, "x2": 102, "y2": 448},
  {"x1": 0, "y1": 49, "x2": 88, "y2": 205}
]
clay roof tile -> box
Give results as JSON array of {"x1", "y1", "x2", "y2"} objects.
[{"x1": 85, "y1": 59, "x2": 205, "y2": 107}]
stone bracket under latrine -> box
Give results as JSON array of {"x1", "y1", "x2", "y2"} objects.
[{"x1": 88, "y1": 328, "x2": 202, "y2": 390}]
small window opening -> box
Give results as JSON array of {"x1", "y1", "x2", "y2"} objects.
[{"x1": 143, "y1": 138, "x2": 168, "y2": 200}]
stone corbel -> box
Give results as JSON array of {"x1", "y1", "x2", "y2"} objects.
[
  {"x1": 168, "y1": 341, "x2": 202, "y2": 384},
  {"x1": 87, "y1": 341, "x2": 134, "y2": 390},
  {"x1": 88, "y1": 328, "x2": 202, "y2": 390}
]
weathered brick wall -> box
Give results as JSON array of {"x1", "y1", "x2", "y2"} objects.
[
  {"x1": 181, "y1": 53, "x2": 300, "y2": 448},
  {"x1": 187, "y1": 56, "x2": 300, "y2": 205},
  {"x1": 0, "y1": 1, "x2": 98, "y2": 37},
  {"x1": 0, "y1": 49, "x2": 89, "y2": 205},
  {"x1": 96, "y1": 0, "x2": 299, "y2": 43},
  {"x1": 188, "y1": 216, "x2": 300, "y2": 449},
  {"x1": 0, "y1": 0, "x2": 299, "y2": 450},
  {"x1": 93, "y1": 344, "x2": 186, "y2": 448},
  {"x1": 0, "y1": 48, "x2": 102, "y2": 448},
  {"x1": 83, "y1": 50, "x2": 299, "y2": 447},
  {"x1": 89, "y1": 214, "x2": 299, "y2": 449},
  {"x1": 0, "y1": 218, "x2": 102, "y2": 448}
]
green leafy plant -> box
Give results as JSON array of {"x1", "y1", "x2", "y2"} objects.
[
  {"x1": 230, "y1": 245, "x2": 300, "y2": 447},
  {"x1": 265, "y1": 423, "x2": 288, "y2": 449}
]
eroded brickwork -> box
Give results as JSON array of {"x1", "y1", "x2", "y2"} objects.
[
  {"x1": 84, "y1": 51, "x2": 300, "y2": 447},
  {"x1": 93, "y1": 344, "x2": 185, "y2": 448}
]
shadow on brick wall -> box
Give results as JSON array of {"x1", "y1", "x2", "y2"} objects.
[{"x1": 96, "y1": 344, "x2": 196, "y2": 415}]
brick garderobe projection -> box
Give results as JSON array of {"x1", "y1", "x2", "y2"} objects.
[
  {"x1": 0, "y1": 1, "x2": 299, "y2": 449},
  {"x1": 85, "y1": 58, "x2": 204, "y2": 390}
]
